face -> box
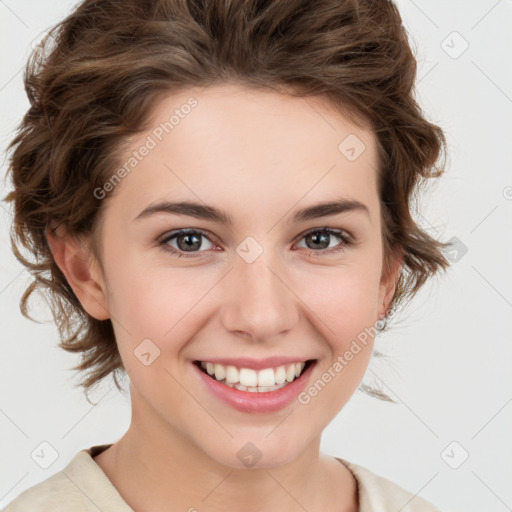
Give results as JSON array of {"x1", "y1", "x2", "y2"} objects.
[{"x1": 80, "y1": 84, "x2": 398, "y2": 468}]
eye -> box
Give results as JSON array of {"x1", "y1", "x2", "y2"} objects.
[
  {"x1": 157, "y1": 227, "x2": 353, "y2": 259},
  {"x1": 295, "y1": 227, "x2": 352, "y2": 256},
  {"x1": 158, "y1": 229, "x2": 216, "y2": 258}
]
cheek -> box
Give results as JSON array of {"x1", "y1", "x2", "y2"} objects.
[
  {"x1": 294, "y1": 269, "x2": 380, "y2": 417},
  {"x1": 298, "y1": 261, "x2": 381, "y2": 340},
  {"x1": 296, "y1": 261, "x2": 380, "y2": 386},
  {"x1": 107, "y1": 269, "x2": 191, "y2": 335},
  {"x1": 104, "y1": 250, "x2": 219, "y2": 355}
]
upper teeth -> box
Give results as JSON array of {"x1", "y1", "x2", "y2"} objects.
[{"x1": 200, "y1": 361, "x2": 306, "y2": 387}]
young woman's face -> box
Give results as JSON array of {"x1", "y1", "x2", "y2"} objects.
[{"x1": 93, "y1": 84, "x2": 397, "y2": 467}]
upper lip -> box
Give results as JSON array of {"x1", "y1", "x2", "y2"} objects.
[{"x1": 194, "y1": 357, "x2": 316, "y2": 370}]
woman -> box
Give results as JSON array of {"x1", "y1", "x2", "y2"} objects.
[{"x1": 3, "y1": 0, "x2": 450, "y2": 510}]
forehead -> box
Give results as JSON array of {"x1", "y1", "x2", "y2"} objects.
[{"x1": 106, "y1": 83, "x2": 380, "y2": 224}]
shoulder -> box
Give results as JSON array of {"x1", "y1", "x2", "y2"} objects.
[
  {"x1": 335, "y1": 457, "x2": 442, "y2": 512},
  {"x1": 2, "y1": 466, "x2": 88, "y2": 512},
  {"x1": 2, "y1": 445, "x2": 132, "y2": 512}
]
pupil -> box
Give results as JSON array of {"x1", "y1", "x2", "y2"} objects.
[
  {"x1": 309, "y1": 232, "x2": 329, "y2": 249},
  {"x1": 179, "y1": 233, "x2": 201, "y2": 251}
]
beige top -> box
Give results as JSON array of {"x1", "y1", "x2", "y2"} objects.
[{"x1": 2, "y1": 444, "x2": 441, "y2": 511}]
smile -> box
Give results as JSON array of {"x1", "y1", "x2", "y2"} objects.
[{"x1": 194, "y1": 360, "x2": 315, "y2": 392}]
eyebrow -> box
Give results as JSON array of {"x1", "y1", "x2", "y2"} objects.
[{"x1": 132, "y1": 197, "x2": 370, "y2": 225}]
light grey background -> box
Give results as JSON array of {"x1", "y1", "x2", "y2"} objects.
[{"x1": 1, "y1": 1, "x2": 511, "y2": 511}]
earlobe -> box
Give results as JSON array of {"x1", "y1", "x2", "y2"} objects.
[
  {"x1": 46, "y1": 225, "x2": 110, "y2": 320},
  {"x1": 378, "y1": 252, "x2": 404, "y2": 317}
]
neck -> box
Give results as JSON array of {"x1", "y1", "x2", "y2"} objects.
[{"x1": 93, "y1": 391, "x2": 358, "y2": 512}]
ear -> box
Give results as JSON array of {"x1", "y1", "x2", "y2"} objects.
[
  {"x1": 378, "y1": 249, "x2": 403, "y2": 317},
  {"x1": 46, "y1": 224, "x2": 110, "y2": 320}
]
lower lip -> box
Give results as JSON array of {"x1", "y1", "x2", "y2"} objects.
[{"x1": 193, "y1": 360, "x2": 316, "y2": 414}]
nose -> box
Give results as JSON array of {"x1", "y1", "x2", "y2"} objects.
[{"x1": 219, "y1": 250, "x2": 299, "y2": 341}]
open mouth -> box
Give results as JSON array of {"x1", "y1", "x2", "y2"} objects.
[{"x1": 193, "y1": 359, "x2": 316, "y2": 393}]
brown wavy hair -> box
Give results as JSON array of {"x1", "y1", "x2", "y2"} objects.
[{"x1": 4, "y1": 0, "x2": 450, "y2": 403}]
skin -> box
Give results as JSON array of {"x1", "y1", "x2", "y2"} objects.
[{"x1": 48, "y1": 83, "x2": 402, "y2": 512}]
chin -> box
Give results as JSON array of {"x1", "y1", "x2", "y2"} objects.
[{"x1": 199, "y1": 434, "x2": 308, "y2": 471}]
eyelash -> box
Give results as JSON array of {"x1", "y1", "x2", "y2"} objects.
[{"x1": 157, "y1": 227, "x2": 353, "y2": 259}]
